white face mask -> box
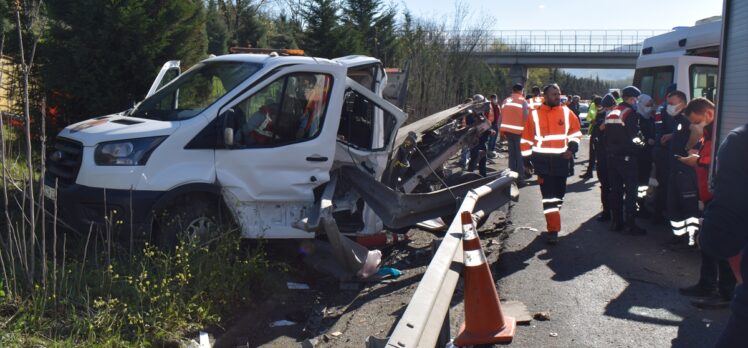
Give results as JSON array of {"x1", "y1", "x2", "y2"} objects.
[{"x1": 666, "y1": 104, "x2": 681, "y2": 116}]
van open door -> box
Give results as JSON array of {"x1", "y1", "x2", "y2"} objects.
[{"x1": 146, "y1": 60, "x2": 181, "y2": 98}]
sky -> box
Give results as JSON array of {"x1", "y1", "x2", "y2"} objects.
[
  {"x1": 399, "y1": 0, "x2": 723, "y2": 31},
  {"x1": 397, "y1": 0, "x2": 724, "y2": 80}
]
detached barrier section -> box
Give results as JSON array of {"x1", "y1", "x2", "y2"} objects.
[{"x1": 368, "y1": 173, "x2": 517, "y2": 348}]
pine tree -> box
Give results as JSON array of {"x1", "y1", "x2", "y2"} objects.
[
  {"x1": 43, "y1": 0, "x2": 207, "y2": 121},
  {"x1": 301, "y1": 0, "x2": 342, "y2": 58},
  {"x1": 341, "y1": 0, "x2": 378, "y2": 56},
  {"x1": 207, "y1": 0, "x2": 230, "y2": 54}
]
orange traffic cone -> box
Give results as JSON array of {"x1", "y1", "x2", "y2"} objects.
[{"x1": 454, "y1": 211, "x2": 516, "y2": 346}]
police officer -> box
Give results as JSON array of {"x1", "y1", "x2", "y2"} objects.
[
  {"x1": 652, "y1": 83, "x2": 678, "y2": 225},
  {"x1": 604, "y1": 86, "x2": 646, "y2": 235},
  {"x1": 635, "y1": 94, "x2": 657, "y2": 218},
  {"x1": 594, "y1": 94, "x2": 617, "y2": 221},
  {"x1": 666, "y1": 90, "x2": 700, "y2": 244}
]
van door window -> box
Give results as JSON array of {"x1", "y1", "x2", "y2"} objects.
[
  {"x1": 690, "y1": 65, "x2": 718, "y2": 101},
  {"x1": 337, "y1": 89, "x2": 398, "y2": 151},
  {"x1": 231, "y1": 72, "x2": 333, "y2": 148}
]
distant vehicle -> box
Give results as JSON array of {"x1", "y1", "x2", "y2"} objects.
[
  {"x1": 634, "y1": 19, "x2": 720, "y2": 105},
  {"x1": 577, "y1": 103, "x2": 589, "y2": 131}
]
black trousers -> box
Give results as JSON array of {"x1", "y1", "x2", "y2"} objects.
[
  {"x1": 596, "y1": 154, "x2": 609, "y2": 214},
  {"x1": 468, "y1": 134, "x2": 489, "y2": 177},
  {"x1": 653, "y1": 146, "x2": 670, "y2": 218},
  {"x1": 699, "y1": 249, "x2": 737, "y2": 297},
  {"x1": 538, "y1": 175, "x2": 567, "y2": 232},
  {"x1": 607, "y1": 154, "x2": 639, "y2": 220},
  {"x1": 637, "y1": 145, "x2": 653, "y2": 201},
  {"x1": 667, "y1": 165, "x2": 699, "y2": 242}
]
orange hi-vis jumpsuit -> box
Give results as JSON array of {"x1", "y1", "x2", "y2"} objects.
[
  {"x1": 520, "y1": 104, "x2": 582, "y2": 233},
  {"x1": 500, "y1": 93, "x2": 528, "y2": 135},
  {"x1": 528, "y1": 96, "x2": 544, "y2": 110}
]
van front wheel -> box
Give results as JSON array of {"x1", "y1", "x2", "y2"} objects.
[{"x1": 154, "y1": 195, "x2": 225, "y2": 248}]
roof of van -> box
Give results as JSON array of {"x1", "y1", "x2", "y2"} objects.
[
  {"x1": 640, "y1": 20, "x2": 721, "y2": 55},
  {"x1": 202, "y1": 53, "x2": 382, "y2": 70}
]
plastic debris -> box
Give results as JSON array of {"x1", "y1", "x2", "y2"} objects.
[
  {"x1": 549, "y1": 332, "x2": 558, "y2": 337},
  {"x1": 287, "y1": 282, "x2": 311, "y2": 290},
  {"x1": 330, "y1": 331, "x2": 343, "y2": 337},
  {"x1": 269, "y1": 320, "x2": 297, "y2": 327},
  {"x1": 533, "y1": 312, "x2": 551, "y2": 321},
  {"x1": 376, "y1": 267, "x2": 403, "y2": 278},
  {"x1": 199, "y1": 331, "x2": 210, "y2": 348}
]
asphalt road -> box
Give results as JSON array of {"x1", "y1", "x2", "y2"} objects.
[
  {"x1": 487, "y1": 138, "x2": 730, "y2": 348},
  {"x1": 219, "y1": 138, "x2": 731, "y2": 347}
]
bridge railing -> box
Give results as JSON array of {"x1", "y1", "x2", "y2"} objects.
[{"x1": 444, "y1": 29, "x2": 668, "y2": 53}]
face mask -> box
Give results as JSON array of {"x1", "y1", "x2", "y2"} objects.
[{"x1": 666, "y1": 104, "x2": 681, "y2": 116}]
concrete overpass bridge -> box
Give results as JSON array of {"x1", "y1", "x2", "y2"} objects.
[{"x1": 452, "y1": 29, "x2": 668, "y2": 84}]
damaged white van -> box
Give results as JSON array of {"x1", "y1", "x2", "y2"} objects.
[{"x1": 44, "y1": 51, "x2": 514, "y2": 247}]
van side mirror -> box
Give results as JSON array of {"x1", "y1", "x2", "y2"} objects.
[
  {"x1": 224, "y1": 128, "x2": 234, "y2": 146},
  {"x1": 221, "y1": 108, "x2": 238, "y2": 147}
]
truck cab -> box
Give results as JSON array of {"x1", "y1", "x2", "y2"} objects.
[
  {"x1": 634, "y1": 19, "x2": 720, "y2": 104},
  {"x1": 44, "y1": 52, "x2": 406, "y2": 242}
]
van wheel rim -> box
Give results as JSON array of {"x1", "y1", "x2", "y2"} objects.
[{"x1": 184, "y1": 216, "x2": 215, "y2": 239}]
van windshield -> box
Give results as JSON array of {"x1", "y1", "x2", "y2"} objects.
[{"x1": 130, "y1": 61, "x2": 262, "y2": 121}]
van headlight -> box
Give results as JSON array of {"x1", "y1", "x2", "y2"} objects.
[{"x1": 94, "y1": 136, "x2": 166, "y2": 166}]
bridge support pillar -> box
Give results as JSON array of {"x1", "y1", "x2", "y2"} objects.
[{"x1": 509, "y1": 64, "x2": 528, "y2": 87}]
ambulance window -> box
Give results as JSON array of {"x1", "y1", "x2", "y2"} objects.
[
  {"x1": 229, "y1": 72, "x2": 333, "y2": 148},
  {"x1": 634, "y1": 66, "x2": 673, "y2": 105},
  {"x1": 690, "y1": 65, "x2": 718, "y2": 102}
]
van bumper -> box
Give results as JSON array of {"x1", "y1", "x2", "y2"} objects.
[{"x1": 43, "y1": 173, "x2": 163, "y2": 237}]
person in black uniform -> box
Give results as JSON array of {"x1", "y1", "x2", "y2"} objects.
[
  {"x1": 699, "y1": 124, "x2": 748, "y2": 347},
  {"x1": 594, "y1": 94, "x2": 616, "y2": 222},
  {"x1": 635, "y1": 94, "x2": 657, "y2": 218},
  {"x1": 666, "y1": 90, "x2": 700, "y2": 244},
  {"x1": 652, "y1": 84, "x2": 678, "y2": 225},
  {"x1": 604, "y1": 86, "x2": 646, "y2": 235}
]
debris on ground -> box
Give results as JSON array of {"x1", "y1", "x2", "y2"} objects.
[
  {"x1": 287, "y1": 282, "x2": 311, "y2": 290},
  {"x1": 269, "y1": 320, "x2": 297, "y2": 327},
  {"x1": 549, "y1": 332, "x2": 558, "y2": 337},
  {"x1": 329, "y1": 331, "x2": 342, "y2": 337},
  {"x1": 533, "y1": 312, "x2": 551, "y2": 321},
  {"x1": 376, "y1": 267, "x2": 403, "y2": 278}
]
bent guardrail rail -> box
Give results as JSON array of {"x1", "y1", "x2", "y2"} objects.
[{"x1": 367, "y1": 172, "x2": 518, "y2": 348}]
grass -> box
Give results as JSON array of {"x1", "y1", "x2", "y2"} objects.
[
  {"x1": 1, "y1": 117, "x2": 281, "y2": 346},
  {"x1": 0, "y1": 230, "x2": 277, "y2": 347}
]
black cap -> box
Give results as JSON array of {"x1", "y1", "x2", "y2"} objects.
[
  {"x1": 621, "y1": 86, "x2": 641, "y2": 98},
  {"x1": 512, "y1": 83, "x2": 523, "y2": 91},
  {"x1": 601, "y1": 94, "x2": 616, "y2": 107}
]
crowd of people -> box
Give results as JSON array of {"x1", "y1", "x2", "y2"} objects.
[{"x1": 460, "y1": 82, "x2": 747, "y2": 346}]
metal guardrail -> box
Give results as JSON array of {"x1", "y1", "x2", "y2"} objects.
[
  {"x1": 441, "y1": 29, "x2": 668, "y2": 54},
  {"x1": 367, "y1": 173, "x2": 518, "y2": 348}
]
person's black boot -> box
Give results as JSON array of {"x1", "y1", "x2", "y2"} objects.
[
  {"x1": 579, "y1": 171, "x2": 593, "y2": 179},
  {"x1": 609, "y1": 214, "x2": 624, "y2": 232},
  {"x1": 623, "y1": 215, "x2": 647, "y2": 235}
]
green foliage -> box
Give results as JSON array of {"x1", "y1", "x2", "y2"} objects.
[
  {"x1": 42, "y1": 0, "x2": 208, "y2": 119},
  {"x1": 207, "y1": 0, "x2": 230, "y2": 55},
  {"x1": 0, "y1": 231, "x2": 273, "y2": 346},
  {"x1": 301, "y1": 0, "x2": 341, "y2": 57}
]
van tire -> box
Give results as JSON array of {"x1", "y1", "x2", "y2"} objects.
[{"x1": 154, "y1": 194, "x2": 227, "y2": 248}]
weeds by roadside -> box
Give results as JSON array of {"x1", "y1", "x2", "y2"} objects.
[{"x1": 0, "y1": 230, "x2": 276, "y2": 347}]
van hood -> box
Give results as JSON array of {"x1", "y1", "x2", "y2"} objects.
[{"x1": 58, "y1": 113, "x2": 178, "y2": 147}]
